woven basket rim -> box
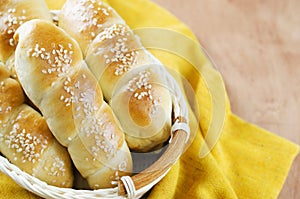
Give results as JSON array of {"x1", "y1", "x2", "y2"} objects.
[{"x1": 0, "y1": 155, "x2": 172, "y2": 199}]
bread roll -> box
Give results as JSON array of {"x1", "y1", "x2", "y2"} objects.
[
  {"x1": 0, "y1": 0, "x2": 52, "y2": 76},
  {"x1": 59, "y1": 0, "x2": 172, "y2": 152},
  {"x1": 14, "y1": 19, "x2": 132, "y2": 189},
  {"x1": 0, "y1": 64, "x2": 73, "y2": 187}
]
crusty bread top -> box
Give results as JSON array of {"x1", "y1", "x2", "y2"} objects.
[
  {"x1": 0, "y1": 0, "x2": 51, "y2": 62},
  {"x1": 14, "y1": 19, "x2": 83, "y2": 106},
  {"x1": 59, "y1": 0, "x2": 172, "y2": 151},
  {"x1": 0, "y1": 65, "x2": 73, "y2": 187},
  {"x1": 59, "y1": 0, "x2": 124, "y2": 55},
  {"x1": 14, "y1": 19, "x2": 132, "y2": 187},
  {"x1": 14, "y1": 19, "x2": 126, "y2": 160}
]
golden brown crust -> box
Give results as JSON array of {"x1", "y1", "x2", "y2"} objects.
[
  {"x1": 0, "y1": 72, "x2": 24, "y2": 110},
  {"x1": 33, "y1": 140, "x2": 74, "y2": 187},
  {"x1": 86, "y1": 24, "x2": 144, "y2": 99},
  {"x1": 59, "y1": 0, "x2": 124, "y2": 55},
  {"x1": 128, "y1": 84, "x2": 170, "y2": 127},
  {"x1": 60, "y1": 0, "x2": 172, "y2": 152},
  {"x1": 14, "y1": 19, "x2": 132, "y2": 189},
  {"x1": 0, "y1": 65, "x2": 74, "y2": 188},
  {"x1": 1, "y1": 105, "x2": 53, "y2": 173},
  {"x1": 0, "y1": 0, "x2": 51, "y2": 63},
  {"x1": 13, "y1": 20, "x2": 83, "y2": 107},
  {"x1": 110, "y1": 66, "x2": 172, "y2": 151}
]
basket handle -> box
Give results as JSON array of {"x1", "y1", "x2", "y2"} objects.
[{"x1": 118, "y1": 128, "x2": 188, "y2": 196}]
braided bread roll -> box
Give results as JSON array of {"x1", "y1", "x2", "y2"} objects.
[
  {"x1": 59, "y1": 0, "x2": 172, "y2": 152},
  {"x1": 0, "y1": 64, "x2": 73, "y2": 187},
  {"x1": 14, "y1": 19, "x2": 132, "y2": 189},
  {"x1": 0, "y1": 0, "x2": 52, "y2": 77}
]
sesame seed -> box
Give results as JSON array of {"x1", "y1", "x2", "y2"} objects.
[
  {"x1": 46, "y1": 157, "x2": 66, "y2": 177},
  {"x1": 95, "y1": 25, "x2": 138, "y2": 76},
  {"x1": 127, "y1": 70, "x2": 158, "y2": 112},
  {"x1": 74, "y1": 81, "x2": 80, "y2": 88},
  {"x1": 3, "y1": 8, "x2": 28, "y2": 46},
  {"x1": 9, "y1": 38, "x2": 15, "y2": 46},
  {"x1": 3, "y1": 124, "x2": 48, "y2": 163},
  {"x1": 76, "y1": 88, "x2": 118, "y2": 158},
  {"x1": 27, "y1": 42, "x2": 73, "y2": 79},
  {"x1": 96, "y1": 24, "x2": 127, "y2": 42}
]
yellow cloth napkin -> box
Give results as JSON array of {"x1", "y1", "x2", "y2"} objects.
[{"x1": 1, "y1": 0, "x2": 299, "y2": 198}]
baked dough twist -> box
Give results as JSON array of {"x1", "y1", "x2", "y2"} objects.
[
  {"x1": 60, "y1": 0, "x2": 172, "y2": 152},
  {"x1": 0, "y1": 0, "x2": 52, "y2": 76},
  {"x1": 0, "y1": 64, "x2": 74, "y2": 187},
  {"x1": 14, "y1": 19, "x2": 132, "y2": 189}
]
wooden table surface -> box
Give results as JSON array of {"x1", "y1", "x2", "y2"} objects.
[{"x1": 152, "y1": 0, "x2": 300, "y2": 198}]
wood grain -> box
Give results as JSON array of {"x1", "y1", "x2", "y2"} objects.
[
  {"x1": 119, "y1": 130, "x2": 187, "y2": 195},
  {"x1": 152, "y1": 0, "x2": 300, "y2": 198}
]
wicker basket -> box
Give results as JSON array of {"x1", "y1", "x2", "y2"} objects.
[
  {"x1": 0, "y1": 11, "x2": 190, "y2": 199},
  {"x1": 0, "y1": 129, "x2": 188, "y2": 199},
  {"x1": 0, "y1": 74, "x2": 189, "y2": 199}
]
